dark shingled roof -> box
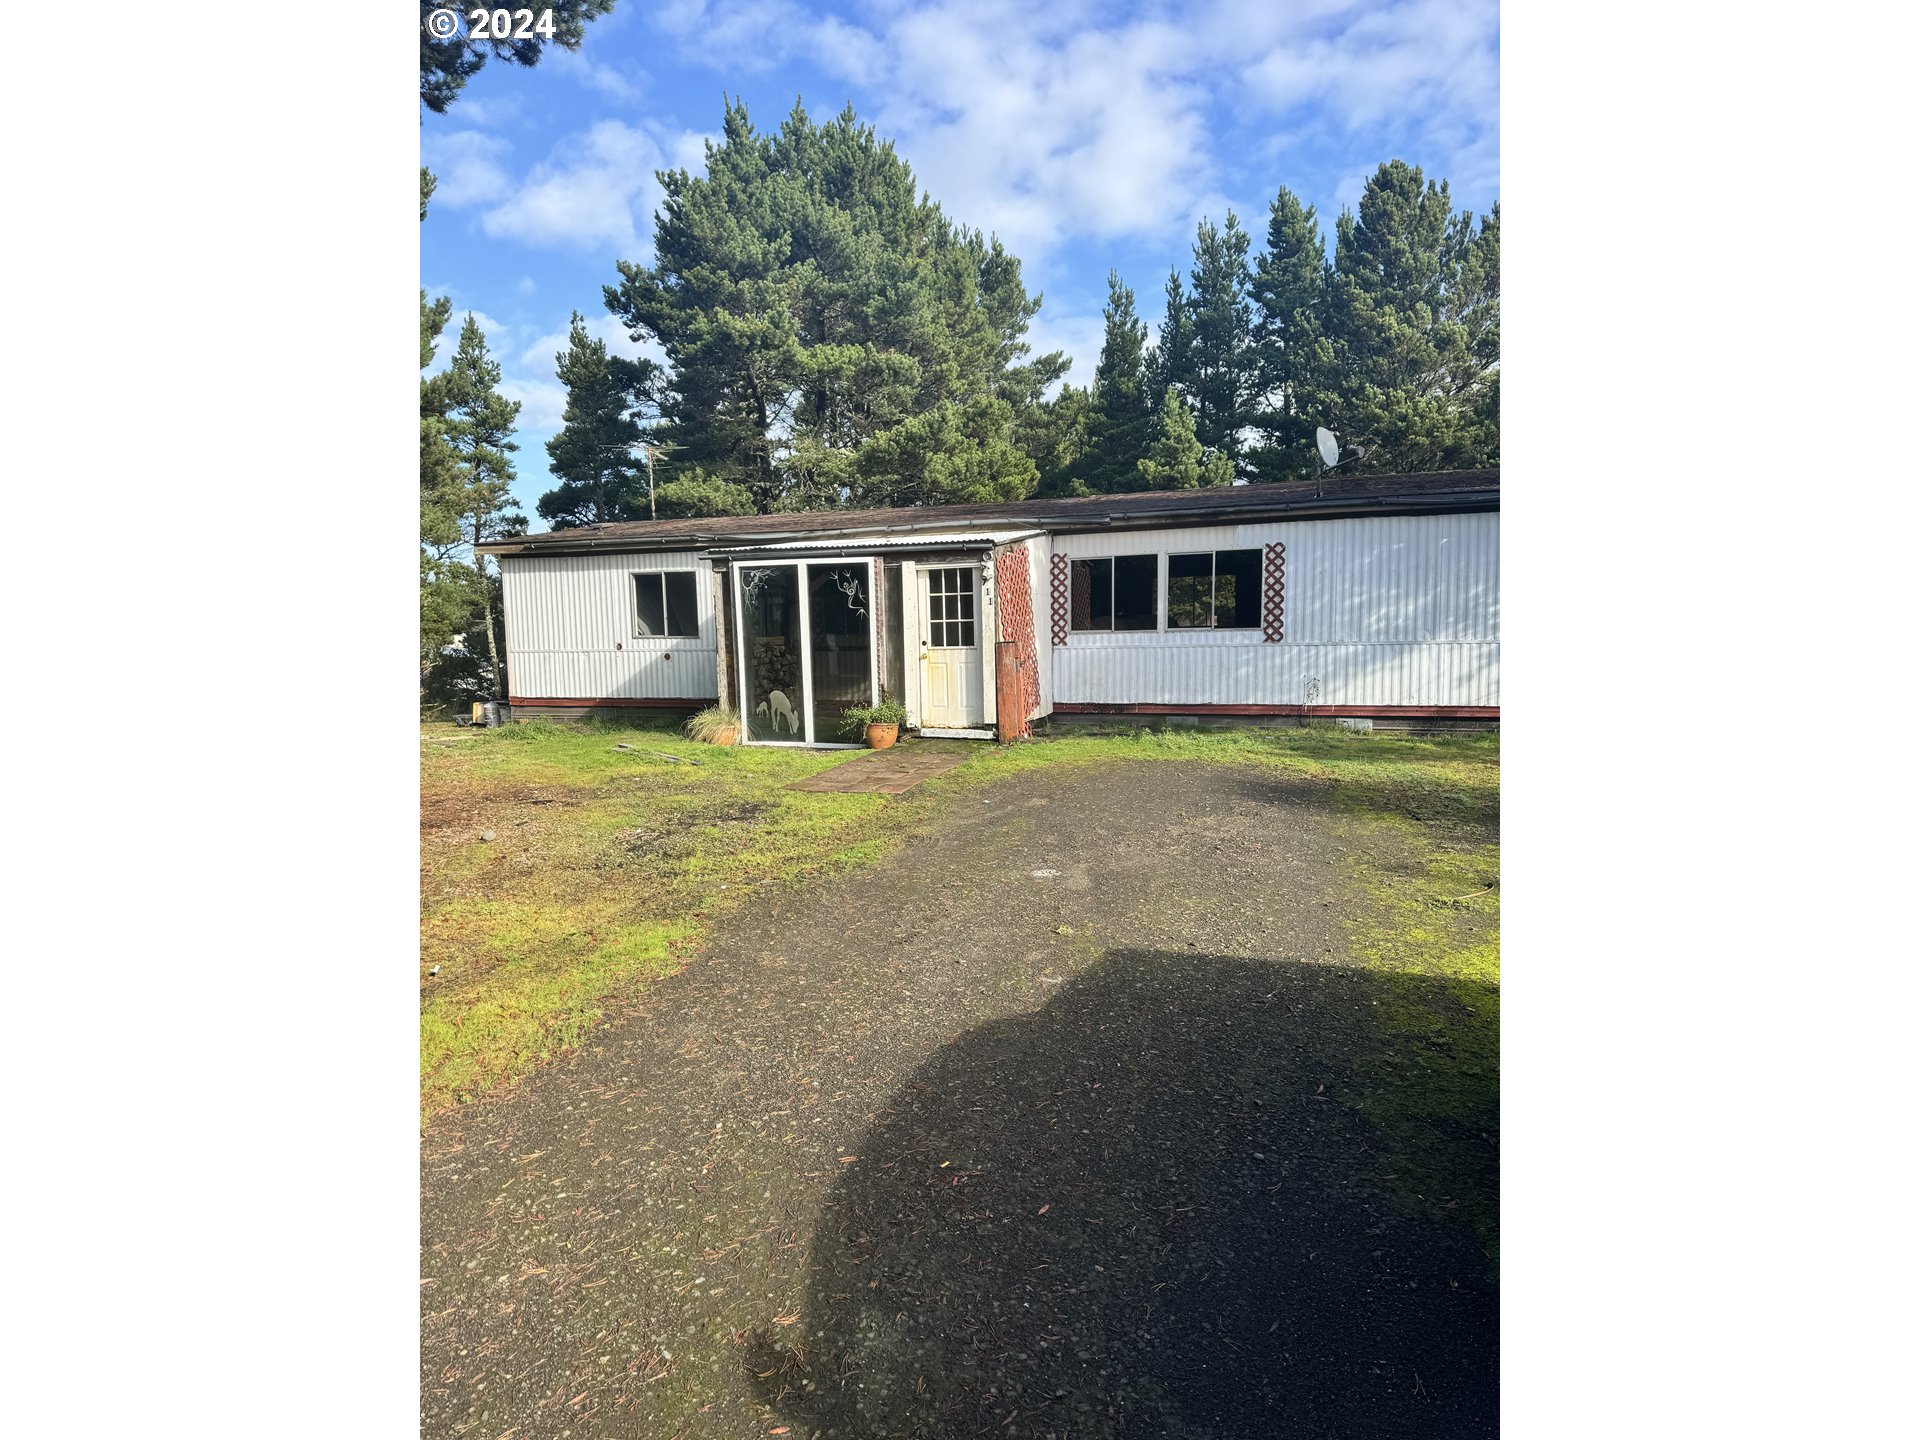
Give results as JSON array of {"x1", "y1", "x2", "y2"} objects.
[{"x1": 477, "y1": 468, "x2": 1498, "y2": 557}]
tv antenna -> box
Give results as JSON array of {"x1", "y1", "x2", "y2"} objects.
[{"x1": 632, "y1": 438, "x2": 680, "y2": 521}]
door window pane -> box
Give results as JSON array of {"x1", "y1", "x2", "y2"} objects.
[
  {"x1": 740, "y1": 565, "x2": 802, "y2": 741},
  {"x1": 809, "y1": 563, "x2": 873, "y2": 742},
  {"x1": 927, "y1": 568, "x2": 975, "y2": 647}
]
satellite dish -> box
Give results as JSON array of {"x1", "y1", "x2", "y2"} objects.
[{"x1": 1315, "y1": 427, "x2": 1341, "y2": 468}]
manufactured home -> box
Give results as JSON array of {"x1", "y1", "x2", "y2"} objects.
[{"x1": 476, "y1": 469, "x2": 1499, "y2": 745}]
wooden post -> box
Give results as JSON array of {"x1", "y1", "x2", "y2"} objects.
[
  {"x1": 995, "y1": 641, "x2": 1028, "y2": 740},
  {"x1": 712, "y1": 564, "x2": 733, "y2": 710}
]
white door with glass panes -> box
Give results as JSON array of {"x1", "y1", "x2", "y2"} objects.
[{"x1": 917, "y1": 566, "x2": 984, "y2": 728}]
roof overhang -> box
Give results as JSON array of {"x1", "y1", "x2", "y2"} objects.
[
  {"x1": 476, "y1": 479, "x2": 1498, "y2": 559},
  {"x1": 702, "y1": 528, "x2": 1043, "y2": 561},
  {"x1": 481, "y1": 519, "x2": 1053, "y2": 558},
  {"x1": 1036, "y1": 490, "x2": 1497, "y2": 535}
]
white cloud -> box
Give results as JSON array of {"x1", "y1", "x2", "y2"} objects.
[
  {"x1": 544, "y1": 44, "x2": 649, "y2": 103},
  {"x1": 437, "y1": 120, "x2": 716, "y2": 256},
  {"x1": 1020, "y1": 305, "x2": 1106, "y2": 395},
  {"x1": 420, "y1": 130, "x2": 513, "y2": 207},
  {"x1": 1236, "y1": 0, "x2": 1499, "y2": 189},
  {"x1": 444, "y1": 92, "x2": 525, "y2": 129},
  {"x1": 651, "y1": 0, "x2": 805, "y2": 68},
  {"x1": 805, "y1": 13, "x2": 888, "y2": 84},
  {"x1": 478, "y1": 121, "x2": 666, "y2": 253},
  {"x1": 640, "y1": 0, "x2": 1497, "y2": 264},
  {"x1": 844, "y1": 4, "x2": 1218, "y2": 266},
  {"x1": 497, "y1": 377, "x2": 569, "y2": 435}
]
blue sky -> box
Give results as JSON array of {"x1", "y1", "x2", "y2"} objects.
[{"x1": 421, "y1": 0, "x2": 1499, "y2": 530}]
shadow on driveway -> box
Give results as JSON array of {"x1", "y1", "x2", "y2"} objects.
[{"x1": 748, "y1": 949, "x2": 1497, "y2": 1439}]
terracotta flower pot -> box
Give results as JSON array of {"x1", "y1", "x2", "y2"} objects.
[
  {"x1": 711, "y1": 724, "x2": 739, "y2": 747},
  {"x1": 866, "y1": 722, "x2": 899, "y2": 750}
]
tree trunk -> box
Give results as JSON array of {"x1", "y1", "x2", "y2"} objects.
[
  {"x1": 480, "y1": 558, "x2": 503, "y2": 700},
  {"x1": 470, "y1": 514, "x2": 505, "y2": 701}
]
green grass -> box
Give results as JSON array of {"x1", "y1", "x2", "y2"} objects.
[
  {"x1": 420, "y1": 719, "x2": 900, "y2": 1117},
  {"x1": 422, "y1": 716, "x2": 1500, "y2": 1194},
  {"x1": 1336, "y1": 792, "x2": 1499, "y2": 1261}
]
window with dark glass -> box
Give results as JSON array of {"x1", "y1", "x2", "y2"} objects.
[
  {"x1": 1166, "y1": 549, "x2": 1262, "y2": 629},
  {"x1": 1069, "y1": 555, "x2": 1158, "y2": 631},
  {"x1": 1213, "y1": 548, "x2": 1261, "y2": 628},
  {"x1": 635, "y1": 571, "x2": 700, "y2": 637}
]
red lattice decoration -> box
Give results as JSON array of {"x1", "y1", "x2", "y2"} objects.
[
  {"x1": 1262, "y1": 541, "x2": 1286, "y2": 642},
  {"x1": 1048, "y1": 553, "x2": 1071, "y2": 646},
  {"x1": 995, "y1": 548, "x2": 1043, "y2": 722}
]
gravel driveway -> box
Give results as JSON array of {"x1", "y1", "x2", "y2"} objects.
[{"x1": 421, "y1": 759, "x2": 1497, "y2": 1439}]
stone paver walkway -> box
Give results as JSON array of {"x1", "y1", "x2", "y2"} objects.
[{"x1": 784, "y1": 738, "x2": 977, "y2": 793}]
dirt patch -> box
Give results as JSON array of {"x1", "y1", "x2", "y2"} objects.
[
  {"x1": 420, "y1": 760, "x2": 1495, "y2": 1438},
  {"x1": 420, "y1": 782, "x2": 580, "y2": 836}
]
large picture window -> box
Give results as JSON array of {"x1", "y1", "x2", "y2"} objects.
[
  {"x1": 1167, "y1": 549, "x2": 1262, "y2": 629},
  {"x1": 1069, "y1": 555, "x2": 1159, "y2": 631},
  {"x1": 635, "y1": 571, "x2": 700, "y2": 637}
]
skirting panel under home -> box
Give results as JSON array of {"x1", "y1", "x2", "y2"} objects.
[{"x1": 506, "y1": 696, "x2": 715, "y2": 721}]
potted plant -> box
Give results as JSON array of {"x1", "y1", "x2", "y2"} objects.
[
  {"x1": 840, "y1": 695, "x2": 910, "y2": 750},
  {"x1": 684, "y1": 704, "x2": 741, "y2": 747}
]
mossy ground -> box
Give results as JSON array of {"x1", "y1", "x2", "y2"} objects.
[
  {"x1": 421, "y1": 718, "x2": 893, "y2": 1117},
  {"x1": 423, "y1": 717, "x2": 1500, "y2": 1244}
]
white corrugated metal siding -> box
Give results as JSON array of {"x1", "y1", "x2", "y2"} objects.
[
  {"x1": 498, "y1": 511, "x2": 1496, "y2": 710},
  {"x1": 1050, "y1": 512, "x2": 1498, "y2": 707},
  {"x1": 499, "y1": 551, "x2": 719, "y2": 701}
]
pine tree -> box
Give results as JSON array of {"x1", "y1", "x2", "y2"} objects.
[
  {"x1": 1024, "y1": 382, "x2": 1092, "y2": 498},
  {"x1": 419, "y1": 169, "x2": 473, "y2": 681},
  {"x1": 1322, "y1": 161, "x2": 1499, "y2": 472},
  {"x1": 420, "y1": 290, "x2": 468, "y2": 663},
  {"x1": 1184, "y1": 213, "x2": 1257, "y2": 471},
  {"x1": 539, "y1": 313, "x2": 655, "y2": 529},
  {"x1": 1078, "y1": 272, "x2": 1153, "y2": 492},
  {"x1": 1136, "y1": 388, "x2": 1233, "y2": 489},
  {"x1": 419, "y1": 0, "x2": 617, "y2": 114},
  {"x1": 1246, "y1": 187, "x2": 1334, "y2": 482},
  {"x1": 652, "y1": 471, "x2": 757, "y2": 519},
  {"x1": 441, "y1": 315, "x2": 525, "y2": 699},
  {"x1": 1443, "y1": 202, "x2": 1500, "y2": 457},
  {"x1": 606, "y1": 99, "x2": 1065, "y2": 514},
  {"x1": 1143, "y1": 267, "x2": 1191, "y2": 418},
  {"x1": 420, "y1": 285, "x2": 457, "y2": 532}
]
